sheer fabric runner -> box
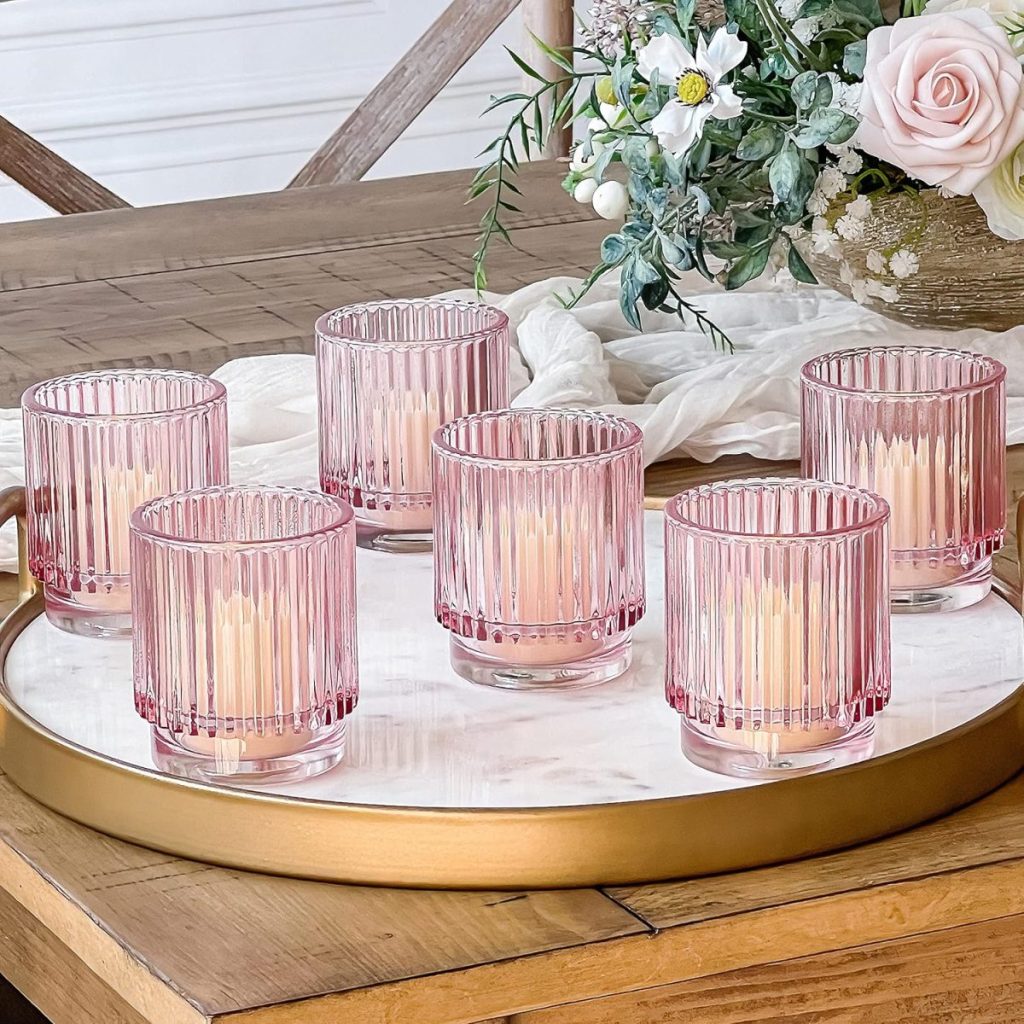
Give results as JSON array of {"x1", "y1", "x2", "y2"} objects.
[{"x1": 5, "y1": 271, "x2": 1024, "y2": 571}]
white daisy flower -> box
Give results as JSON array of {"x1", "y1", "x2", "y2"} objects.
[
  {"x1": 636, "y1": 28, "x2": 747, "y2": 156},
  {"x1": 888, "y1": 248, "x2": 920, "y2": 279}
]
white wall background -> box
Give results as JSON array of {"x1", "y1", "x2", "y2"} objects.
[{"x1": 0, "y1": 0, "x2": 532, "y2": 220}]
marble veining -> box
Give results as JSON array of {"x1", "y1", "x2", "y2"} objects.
[{"x1": 4, "y1": 512, "x2": 1022, "y2": 808}]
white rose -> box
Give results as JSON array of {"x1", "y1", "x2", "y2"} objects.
[
  {"x1": 924, "y1": 0, "x2": 1024, "y2": 54},
  {"x1": 592, "y1": 180, "x2": 630, "y2": 220},
  {"x1": 973, "y1": 140, "x2": 1024, "y2": 240}
]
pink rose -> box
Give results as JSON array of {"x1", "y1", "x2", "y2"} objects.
[{"x1": 858, "y1": 9, "x2": 1024, "y2": 195}]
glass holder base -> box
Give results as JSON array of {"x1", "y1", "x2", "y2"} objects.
[
  {"x1": 44, "y1": 587, "x2": 132, "y2": 639},
  {"x1": 891, "y1": 558, "x2": 992, "y2": 615},
  {"x1": 152, "y1": 721, "x2": 347, "y2": 784},
  {"x1": 680, "y1": 718, "x2": 876, "y2": 779},
  {"x1": 449, "y1": 633, "x2": 632, "y2": 690}
]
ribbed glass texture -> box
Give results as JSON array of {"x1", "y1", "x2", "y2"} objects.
[
  {"x1": 131, "y1": 486, "x2": 358, "y2": 780},
  {"x1": 801, "y1": 348, "x2": 1006, "y2": 603},
  {"x1": 433, "y1": 410, "x2": 646, "y2": 680},
  {"x1": 316, "y1": 299, "x2": 509, "y2": 545},
  {"x1": 665, "y1": 479, "x2": 891, "y2": 772},
  {"x1": 22, "y1": 369, "x2": 228, "y2": 636}
]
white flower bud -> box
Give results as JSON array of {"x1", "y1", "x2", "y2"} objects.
[
  {"x1": 569, "y1": 149, "x2": 597, "y2": 173},
  {"x1": 574, "y1": 178, "x2": 599, "y2": 204},
  {"x1": 599, "y1": 101, "x2": 627, "y2": 127},
  {"x1": 592, "y1": 180, "x2": 630, "y2": 220}
]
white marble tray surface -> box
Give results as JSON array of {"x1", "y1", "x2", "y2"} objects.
[{"x1": 5, "y1": 512, "x2": 1022, "y2": 809}]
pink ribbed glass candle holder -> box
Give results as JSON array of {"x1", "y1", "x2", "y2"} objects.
[
  {"x1": 317, "y1": 298, "x2": 509, "y2": 553},
  {"x1": 802, "y1": 347, "x2": 1006, "y2": 613},
  {"x1": 22, "y1": 369, "x2": 228, "y2": 638},
  {"x1": 665, "y1": 479, "x2": 891, "y2": 778},
  {"x1": 131, "y1": 485, "x2": 357, "y2": 783},
  {"x1": 433, "y1": 410, "x2": 646, "y2": 690}
]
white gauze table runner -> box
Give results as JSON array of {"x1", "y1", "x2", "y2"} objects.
[{"x1": 4, "y1": 270, "x2": 1024, "y2": 572}]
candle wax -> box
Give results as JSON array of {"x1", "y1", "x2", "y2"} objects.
[
  {"x1": 172, "y1": 591, "x2": 314, "y2": 764},
  {"x1": 471, "y1": 505, "x2": 605, "y2": 666}
]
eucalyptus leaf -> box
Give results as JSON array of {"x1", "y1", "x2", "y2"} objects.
[
  {"x1": 787, "y1": 242, "x2": 818, "y2": 284},
  {"x1": 768, "y1": 142, "x2": 803, "y2": 204},
  {"x1": 794, "y1": 107, "x2": 848, "y2": 148},
  {"x1": 630, "y1": 254, "x2": 662, "y2": 285},
  {"x1": 676, "y1": 0, "x2": 697, "y2": 28},
  {"x1": 813, "y1": 76, "x2": 834, "y2": 110},
  {"x1": 600, "y1": 234, "x2": 630, "y2": 264},
  {"x1": 843, "y1": 39, "x2": 867, "y2": 77},
  {"x1": 791, "y1": 70, "x2": 817, "y2": 111},
  {"x1": 705, "y1": 240, "x2": 751, "y2": 259},
  {"x1": 657, "y1": 232, "x2": 685, "y2": 265},
  {"x1": 591, "y1": 147, "x2": 616, "y2": 183},
  {"x1": 828, "y1": 112, "x2": 860, "y2": 144},
  {"x1": 725, "y1": 242, "x2": 771, "y2": 289},
  {"x1": 622, "y1": 220, "x2": 652, "y2": 241},
  {"x1": 623, "y1": 137, "x2": 651, "y2": 175},
  {"x1": 641, "y1": 276, "x2": 671, "y2": 310},
  {"x1": 661, "y1": 150, "x2": 685, "y2": 188},
  {"x1": 652, "y1": 11, "x2": 684, "y2": 37},
  {"x1": 736, "y1": 124, "x2": 780, "y2": 161}
]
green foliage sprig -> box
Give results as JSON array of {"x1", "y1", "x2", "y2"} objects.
[{"x1": 471, "y1": 0, "x2": 886, "y2": 345}]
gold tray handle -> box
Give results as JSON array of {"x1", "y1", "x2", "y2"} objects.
[{"x1": 0, "y1": 486, "x2": 38, "y2": 609}]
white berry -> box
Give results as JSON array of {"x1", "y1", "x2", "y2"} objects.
[
  {"x1": 574, "y1": 178, "x2": 599, "y2": 204},
  {"x1": 592, "y1": 180, "x2": 629, "y2": 220}
]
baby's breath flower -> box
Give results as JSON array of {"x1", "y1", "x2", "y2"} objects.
[
  {"x1": 817, "y1": 166, "x2": 847, "y2": 199},
  {"x1": 792, "y1": 16, "x2": 820, "y2": 42},
  {"x1": 850, "y1": 278, "x2": 870, "y2": 304},
  {"x1": 847, "y1": 194, "x2": 873, "y2": 220},
  {"x1": 806, "y1": 191, "x2": 830, "y2": 215},
  {"x1": 866, "y1": 249, "x2": 886, "y2": 274},
  {"x1": 775, "y1": 0, "x2": 803, "y2": 19},
  {"x1": 888, "y1": 248, "x2": 920, "y2": 279},
  {"x1": 835, "y1": 213, "x2": 866, "y2": 240},
  {"x1": 835, "y1": 148, "x2": 860, "y2": 174},
  {"x1": 811, "y1": 229, "x2": 842, "y2": 258}
]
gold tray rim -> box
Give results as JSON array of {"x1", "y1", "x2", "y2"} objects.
[{"x1": 1, "y1": 485, "x2": 1022, "y2": 890}]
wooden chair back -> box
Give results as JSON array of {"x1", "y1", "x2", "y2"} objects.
[{"x1": 0, "y1": 0, "x2": 572, "y2": 213}]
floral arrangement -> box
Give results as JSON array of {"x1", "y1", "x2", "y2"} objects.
[{"x1": 471, "y1": 0, "x2": 1024, "y2": 344}]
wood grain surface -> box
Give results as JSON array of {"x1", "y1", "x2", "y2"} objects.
[
  {"x1": 290, "y1": 0, "x2": 524, "y2": 186},
  {"x1": 0, "y1": 164, "x2": 1021, "y2": 1024},
  {"x1": 0, "y1": 114, "x2": 130, "y2": 216}
]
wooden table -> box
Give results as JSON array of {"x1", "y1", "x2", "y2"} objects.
[{"x1": 1, "y1": 164, "x2": 1023, "y2": 1024}]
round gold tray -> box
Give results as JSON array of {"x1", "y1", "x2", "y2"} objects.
[{"x1": 1, "y1": 485, "x2": 1022, "y2": 890}]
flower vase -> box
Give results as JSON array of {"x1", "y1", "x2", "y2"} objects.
[{"x1": 797, "y1": 189, "x2": 1024, "y2": 332}]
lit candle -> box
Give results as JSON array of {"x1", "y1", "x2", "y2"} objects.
[
  {"x1": 471, "y1": 505, "x2": 605, "y2": 666},
  {"x1": 858, "y1": 434, "x2": 964, "y2": 590},
  {"x1": 172, "y1": 591, "x2": 314, "y2": 775},
  {"x1": 358, "y1": 389, "x2": 443, "y2": 531},
  {"x1": 712, "y1": 576, "x2": 847, "y2": 756}
]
